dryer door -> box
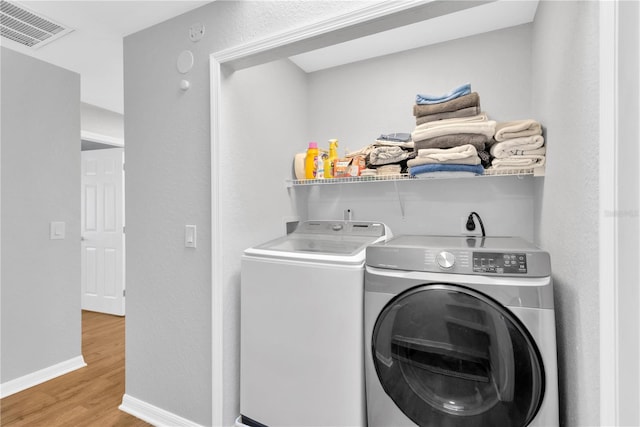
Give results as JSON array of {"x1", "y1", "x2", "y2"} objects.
[{"x1": 372, "y1": 284, "x2": 544, "y2": 427}]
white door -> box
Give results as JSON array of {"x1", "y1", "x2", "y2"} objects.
[{"x1": 81, "y1": 148, "x2": 125, "y2": 316}]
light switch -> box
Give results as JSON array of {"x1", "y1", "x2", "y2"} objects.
[
  {"x1": 185, "y1": 225, "x2": 197, "y2": 248},
  {"x1": 50, "y1": 221, "x2": 66, "y2": 240}
]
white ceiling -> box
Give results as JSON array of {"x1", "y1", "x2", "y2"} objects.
[
  {"x1": 289, "y1": 0, "x2": 539, "y2": 73},
  {"x1": 2, "y1": 0, "x2": 213, "y2": 114}
]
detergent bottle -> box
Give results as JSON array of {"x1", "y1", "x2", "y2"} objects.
[
  {"x1": 304, "y1": 142, "x2": 319, "y2": 179},
  {"x1": 324, "y1": 139, "x2": 339, "y2": 178}
]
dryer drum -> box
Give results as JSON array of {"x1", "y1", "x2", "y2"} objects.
[{"x1": 371, "y1": 284, "x2": 545, "y2": 427}]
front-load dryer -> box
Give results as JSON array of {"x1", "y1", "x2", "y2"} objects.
[
  {"x1": 240, "y1": 220, "x2": 390, "y2": 427},
  {"x1": 364, "y1": 235, "x2": 559, "y2": 427}
]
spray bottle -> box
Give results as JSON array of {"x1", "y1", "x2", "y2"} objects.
[{"x1": 324, "y1": 139, "x2": 339, "y2": 179}]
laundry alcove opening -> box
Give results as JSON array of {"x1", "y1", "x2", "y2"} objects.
[
  {"x1": 208, "y1": 1, "x2": 612, "y2": 426},
  {"x1": 209, "y1": 2, "x2": 544, "y2": 425}
]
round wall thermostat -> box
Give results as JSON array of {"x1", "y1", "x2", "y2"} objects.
[{"x1": 177, "y1": 50, "x2": 194, "y2": 74}]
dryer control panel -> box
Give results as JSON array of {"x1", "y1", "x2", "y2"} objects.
[
  {"x1": 365, "y1": 235, "x2": 551, "y2": 277},
  {"x1": 473, "y1": 252, "x2": 527, "y2": 274}
]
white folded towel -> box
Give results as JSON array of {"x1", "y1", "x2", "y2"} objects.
[
  {"x1": 494, "y1": 119, "x2": 542, "y2": 142},
  {"x1": 490, "y1": 135, "x2": 545, "y2": 158},
  {"x1": 413, "y1": 112, "x2": 489, "y2": 130},
  {"x1": 490, "y1": 155, "x2": 546, "y2": 169},
  {"x1": 407, "y1": 144, "x2": 480, "y2": 167},
  {"x1": 377, "y1": 164, "x2": 402, "y2": 176}
]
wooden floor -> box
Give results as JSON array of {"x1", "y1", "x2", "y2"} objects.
[{"x1": 1, "y1": 311, "x2": 151, "y2": 426}]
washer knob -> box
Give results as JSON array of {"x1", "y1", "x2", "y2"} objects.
[{"x1": 436, "y1": 251, "x2": 455, "y2": 270}]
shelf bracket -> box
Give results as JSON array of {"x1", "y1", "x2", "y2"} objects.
[{"x1": 393, "y1": 180, "x2": 405, "y2": 218}]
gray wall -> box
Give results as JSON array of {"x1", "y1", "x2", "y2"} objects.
[
  {"x1": 123, "y1": 2, "x2": 366, "y2": 425},
  {"x1": 81, "y1": 102, "x2": 124, "y2": 141},
  {"x1": 124, "y1": 1, "x2": 612, "y2": 426},
  {"x1": 220, "y1": 58, "x2": 308, "y2": 423},
  {"x1": 0, "y1": 47, "x2": 82, "y2": 382},
  {"x1": 616, "y1": 1, "x2": 639, "y2": 425},
  {"x1": 304, "y1": 24, "x2": 536, "y2": 239},
  {"x1": 531, "y1": 2, "x2": 600, "y2": 426}
]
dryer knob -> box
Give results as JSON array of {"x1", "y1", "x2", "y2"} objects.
[{"x1": 436, "y1": 251, "x2": 455, "y2": 270}]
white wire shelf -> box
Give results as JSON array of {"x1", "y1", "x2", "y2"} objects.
[{"x1": 288, "y1": 167, "x2": 544, "y2": 186}]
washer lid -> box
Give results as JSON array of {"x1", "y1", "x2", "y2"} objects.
[{"x1": 245, "y1": 221, "x2": 388, "y2": 263}]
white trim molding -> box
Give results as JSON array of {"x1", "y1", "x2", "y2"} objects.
[
  {"x1": 599, "y1": 0, "x2": 619, "y2": 425},
  {"x1": 0, "y1": 355, "x2": 86, "y2": 398},
  {"x1": 119, "y1": 394, "x2": 204, "y2": 427},
  {"x1": 637, "y1": 0, "x2": 640, "y2": 414},
  {"x1": 81, "y1": 130, "x2": 124, "y2": 147},
  {"x1": 210, "y1": 53, "x2": 224, "y2": 427},
  {"x1": 213, "y1": 0, "x2": 431, "y2": 67}
]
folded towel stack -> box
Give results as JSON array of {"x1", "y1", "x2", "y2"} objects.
[
  {"x1": 487, "y1": 120, "x2": 546, "y2": 171},
  {"x1": 330, "y1": 87, "x2": 546, "y2": 180},
  {"x1": 413, "y1": 87, "x2": 482, "y2": 126},
  {"x1": 409, "y1": 84, "x2": 494, "y2": 177}
]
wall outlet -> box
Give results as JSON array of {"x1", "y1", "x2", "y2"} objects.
[{"x1": 461, "y1": 216, "x2": 481, "y2": 236}]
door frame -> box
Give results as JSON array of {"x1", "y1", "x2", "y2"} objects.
[
  {"x1": 599, "y1": 1, "x2": 620, "y2": 425},
  {"x1": 80, "y1": 130, "x2": 125, "y2": 316}
]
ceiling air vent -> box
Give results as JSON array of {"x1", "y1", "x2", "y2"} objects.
[{"x1": 0, "y1": 0, "x2": 73, "y2": 48}]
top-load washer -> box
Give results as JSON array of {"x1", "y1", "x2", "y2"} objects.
[
  {"x1": 240, "y1": 220, "x2": 390, "y2": 427},
  {"x1": 364, "y1": 235, "x2": 559, "y2": 427}
]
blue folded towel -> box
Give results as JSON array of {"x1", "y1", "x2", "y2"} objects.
[
  {"x1": 416, "y1": 83, "x2": 471, "y2": 105},
  {"x1": 409, "y1": 163, "x2": 484, "y2": 176}
]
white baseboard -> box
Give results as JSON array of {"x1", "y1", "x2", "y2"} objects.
[
  {"x1": 0, "y1": 355, "x2": 87, "y2": 398},
  {"x1": 119, "y1": 394, "x2": 204, "y2": 427}
]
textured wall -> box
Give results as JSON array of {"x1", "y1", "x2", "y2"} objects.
[
  {"x1": 304, "y1": 24, "x2": 536, "y2": 239},
  {"x1": 81, "y1": 102, "x2": 124, "y2": 141},
  {"x1": 220, "y1": 58, "x2": 308, "y2": 424},
  {"x1": 0, "y1": 47, "x2": 82, "y2": 383},
  {"x1": 123, "y1": 2, "x2": 369, "y2": 425},
  {"x1": 125, "y1": 1, "x2": 610, "y2": 425},
  {"x1": 616, "y1": 1, "x2": 640, "y2": 424},
  {"x1": 531, "y1": 2, "x2": 600, "y2": 426}
]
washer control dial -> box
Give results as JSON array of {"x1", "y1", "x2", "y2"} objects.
[{"x1": 436, "y1": 251, "x2": 456, "y2": 270}]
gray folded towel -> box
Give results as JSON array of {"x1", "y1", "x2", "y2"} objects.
[
  {"x1": 413, "y1": 134, "x2": 488, "y2": 151},
  {"x1": 416, "y1": 106, "x2": 481, "y2": 126},
  {"x1": 368, "y1": 146, "x2": 412, "y2": 166},
  {"x1": 413, "y1": 92, "x2": 480, "y2": 117}
]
